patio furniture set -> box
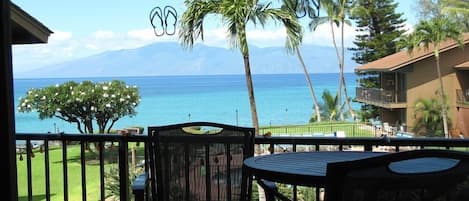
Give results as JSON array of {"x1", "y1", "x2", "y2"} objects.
[{"x1": 133, "y1": 122, "x2": 469, "y2": 201}]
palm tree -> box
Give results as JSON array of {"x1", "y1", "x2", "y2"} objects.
[
  {"x1": 309, "y1": 0, "x2": 355, "y2": 121},
  {"x1": 320, "y1": 89, "x2": 340, "y2": 121},
  {"x1": 398, "y1": 17, "x2": 463, "y2": 138},
  {"x1": 282, "y1": 0, "x2": 322, "y2": 122},
  {"x1": 179, "y1": 0, "x2": 302, "y2": 134},
  {"x1": 441, "y1": 0, "x2": 469, "y2": 14},
  {"x1": 441, "y1": 0, "x2": 469, "y2": 31},
  {"x1": 413, "y1": 97, "x2": 448, "y2": 137},
  {"x1": 295, "y1": 47, "x2": 322, "y2": 122}
]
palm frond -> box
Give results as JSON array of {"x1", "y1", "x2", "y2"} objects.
[{"x1": 179, "y1": 0, "x2": 221, "y2": 49}]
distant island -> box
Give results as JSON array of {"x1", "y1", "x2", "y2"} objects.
[{"x1": 15, "y1": 42, "x2": 357, "y2": 78}]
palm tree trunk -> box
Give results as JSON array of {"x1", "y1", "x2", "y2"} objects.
[
  {"x1": 329, "y1": 22, "x2": 344, "y2": 121},
  {"x1": 242, "y1": 54, "x2": 260, "y2": 135},
  {"x1": 295, "y1": 46, "x2": 321, "y2": 122},
  {"x1": 341, "y1": 76, "x2": 356, "y2": 119},
  {"x1": 340, "y1": 18, "x2": 355, "y2": 120},
  {"x1": 435, "y1": 55, "x2": 449, "y2": 138},
  {"x1": 339, "y1": 19, "x2": 346, "y2": 121}
]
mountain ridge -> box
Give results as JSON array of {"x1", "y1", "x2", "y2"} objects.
[{"x1": 16, "y1": 42, "x2": 358, "y2": 78}]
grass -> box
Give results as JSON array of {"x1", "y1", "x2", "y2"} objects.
[
  {"x1": 16, "y1": 143, "x2": 145, "y2": 201},
  {"x1": 260, "y1": 122, "x2": 375, "y2": 137}
]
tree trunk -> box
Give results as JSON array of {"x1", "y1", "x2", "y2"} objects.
[
  {"x1": 340, "y1": 22, "x2": 355, "y2": 120},
  {"x1": 342, "y1": 76, "x2": 356, "y2": 119},
  {"x1": 295, "y1": 46, "x2": 321, "y2": 122},
  {"x1": 242, "y1": 55, "x2": 260, "y2": 135},
  {"x1": 329, "y1": 22, "x2": 344, "y2": 121},
  {"x1": 435, "y1": 54, "x2": 449, "y2": 138}
]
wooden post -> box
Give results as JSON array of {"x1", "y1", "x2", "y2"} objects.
[{"x1": 1, "y1": 1, "x2": 19, "y2": 200}]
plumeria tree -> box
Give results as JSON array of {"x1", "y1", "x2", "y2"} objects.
[{"x1": 18, "y1": 80, "x2": 140, "y2": 134}]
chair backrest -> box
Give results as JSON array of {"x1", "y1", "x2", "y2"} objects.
[
  {"x1": 147, "y1": 122, "x2": 255, "y2": 201},
  {"x1": 325, "y1": 149, "x2": 469, "y2": 201}
]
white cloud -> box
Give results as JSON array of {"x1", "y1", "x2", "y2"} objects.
[
  {"x1": 188, "y1": 25, "x2": 359, "y2": 49},
  {"x1": 93, "y1": 30, "x2": 115, "y2": 39},
  {"x1": 303, "y1": 23, "x2": 357, "y2": 47},
  {"x1": 49, "y1": 31, "x2": 73, "y2": 41}
]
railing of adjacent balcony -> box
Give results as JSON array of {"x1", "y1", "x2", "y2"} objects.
[
  {"x1": 355, "y1": 87, "x2": 406, "y2": 104},
  {"x1": 456, "y1": 89, "x2": 469, "y2": 105},
  {"x1": 16, "y1": 133, "x2": 469, "y2": 201}
]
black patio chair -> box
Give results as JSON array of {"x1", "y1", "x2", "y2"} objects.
[
  {"x1": 133, "y1": 122, "x2": 255, "y2": 201},
  {"x1": 325, "y1": 149, "x2": 469, "y2": 201}
]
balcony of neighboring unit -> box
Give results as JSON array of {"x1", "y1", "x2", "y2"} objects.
[
  {"x1": 457, "y1": 89, "x2": 469, "y2": 107},
  {"x1": 355, "y1": 87, "x2": 407, "y2": 109}
]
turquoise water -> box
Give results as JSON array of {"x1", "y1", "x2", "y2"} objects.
[{"x1": 14, "y1": 73, "x2": 359, "y2": 133}]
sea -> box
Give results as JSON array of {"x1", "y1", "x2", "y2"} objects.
[{"x1": 13, "y1": 73, "x2": 360, "y2": 133}]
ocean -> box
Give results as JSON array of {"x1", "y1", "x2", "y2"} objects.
[{"x1": 14, "y1": 73, "x2": 359, "y2": 133}]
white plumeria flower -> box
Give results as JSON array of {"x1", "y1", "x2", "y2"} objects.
[
  {"x1": 21, "y1": 103, "x2": 26, "y2": 107},
  {"x1": 103, "y1": 86, "x2": 109, "y2": 90},
  {"x1": 56, "y1": 108, "x2": 61, "y2": 111},
  {"x1": 103, "y1": 93, "x2": 109, "y2": 98},
  {"x1": 91, "y1": 106, "x2": 96, "y2": 111},
  {"x1": 119, "y1": 98, "x2": 125, "y2": 102},
  {"x1": 41, "y1": 96, "x2": 46, "y2": 100},
  {"x1": 111, "y1": 94, "x2": 116, "y2": 98},
  {"x1": 106, "y1": 103, "x2": 111, "y2": 108},
  {"x1": 55, "y1": 92, "x2": 59, "y2": 96}
]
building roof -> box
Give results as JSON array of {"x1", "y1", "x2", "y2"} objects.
[
  {"x1": 355, "y1": 33, "x2": 469, "y2": 72},
  {"x1": 10, "y1": 2, "x2": 53, "y2": 44}
]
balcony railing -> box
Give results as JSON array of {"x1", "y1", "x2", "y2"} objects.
[
  {"x1": 457, "y1": 89, "x2": 469, "y2": 105},
  {"x1": 16, "y1": 132, "x2": 469, "y2": 201},
  {"x1": 355, "y1": 87, "x2": 406, "y2": 108}
]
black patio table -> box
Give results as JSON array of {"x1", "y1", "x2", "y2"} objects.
[
  {"x1": 243, "y1": 151, "x2": 386, "y2": 187},
  {"x1": 244, "y1": 150, "x2": 462, "y2": 201}
]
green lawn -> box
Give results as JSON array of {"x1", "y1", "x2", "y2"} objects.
[
  {"x1": 16, "y1": 143, "x2": 144, "y2": 201},
  {"x1": 260, "y1": 122, "x2": 375, "y2": 137}
]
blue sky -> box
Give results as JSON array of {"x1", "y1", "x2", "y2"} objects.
[{"x1": 12, "y1": 0, "x2": 418, "y2": 74}]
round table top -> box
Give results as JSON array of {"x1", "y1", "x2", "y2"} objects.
[{"x1": 243, "y1": 151, "x2": 386, "y2": 186}]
